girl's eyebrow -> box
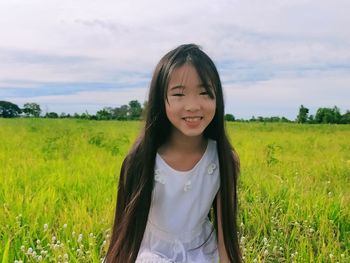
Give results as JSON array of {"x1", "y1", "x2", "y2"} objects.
[
  {"x1": 169, "y1": 84, "x2": 207, "y2": 90},
  {"x1": 169, "y1": 85, "x2": 184, "y2": 91}
]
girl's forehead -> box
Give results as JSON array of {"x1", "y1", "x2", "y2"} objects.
[
  {"x1": 168, "y1": 64, "x2": 204, "y2": 87},
  {"x1": 170, "y1": 64, "x2": 198, "y2": 79}
]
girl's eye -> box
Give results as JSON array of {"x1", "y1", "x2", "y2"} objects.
[
  {"x1": 200, "y1": 91, "x2": 209, "y2": 96},
  {"x1": 172, "y1": 93, "x2": 184, "y2": 97}
]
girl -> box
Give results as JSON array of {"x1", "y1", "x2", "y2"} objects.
[{"x1": 106, "y1": 44, "x2": 241, "y2": 263}]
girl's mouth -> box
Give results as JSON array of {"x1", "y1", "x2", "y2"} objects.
[{"x1": 182, "y1": 117, "x2": 203, "y2": 122}]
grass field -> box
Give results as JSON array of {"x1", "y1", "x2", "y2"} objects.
[{"x1": 0, "y1": 118, "x2": 349, "y2": 262}]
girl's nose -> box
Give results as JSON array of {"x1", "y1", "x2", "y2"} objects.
[{"x1": 184, "y1": 96, "x2": 200, "y2": 112}]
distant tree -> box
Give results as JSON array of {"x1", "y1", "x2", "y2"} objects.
[
  {"x1": 249, "y1": 116, "x2": 257, "y2": 122},
  {"x1": 296, "y1": 105, "x2": 309, "y2": 123},
  {"x1": 268, "y1": 116, "x2": 280, "y2": 122},
  {"x1": 96, "y1": 107, "x2": 113, "y2": 120},
  {"x1": 315, "y1": 106, "x2": 341, "y2": 124},
  {"x1": 73, "y1": 113, "x2": 80, "y2": 118},
  {"x1": 89, "y1": 115, "x2": 97, "y2": 120},
  {"x1": 341, "y1": 110, "x2": 350, "y2": 124},
  {"x1": 308, "y1": 114, "x2": 315, "y2": 124},
  {"x1": 0, "y1": 101, "x2": 22, "y2": 118},
  {"x1": 80, "y1": 111, "x2": 90, "y2": 120},
  {"x1": 332, "y1": 106, "x2": 341, "y2": 123},
  {"x1": 129, "y1": 100, "x2": 142, "y2": 120},
  {"x1": 281, "y1": 117, "x2": 291, "y2": 122},
  {"x1": 224, "y1": 114, "x2": 235, "y2": 122},
  {"x1": 45, "y1": 112, "x2": 59, "y2": 118},
  {"x1": 23, "y1": 102, "x2": 41, "y2": 117},
  {"x1": 113, "y1": 105, "x2": 129, "y2": 120}
]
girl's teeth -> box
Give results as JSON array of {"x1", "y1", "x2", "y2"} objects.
[{"x1": 184, "y1": 117, "x2": 201, "y2": 122}]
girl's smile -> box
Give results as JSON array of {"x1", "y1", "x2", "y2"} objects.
[{"x1": 182, "y1": 116, "x2": 203, "y2": 129}]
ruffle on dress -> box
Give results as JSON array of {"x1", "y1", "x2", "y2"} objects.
[
  {"x1": 135, "y1": 250, "x2": 173, "y2": 263},
  {"x1": 136, "y1": 219, "x2": 218, "y2": 263}
]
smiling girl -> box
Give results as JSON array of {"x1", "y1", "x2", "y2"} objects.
[{"x1": 106, "y1": 44, "x2": 241, "y2": 263}]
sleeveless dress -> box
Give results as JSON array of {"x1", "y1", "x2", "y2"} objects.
[{"x1": 136, "y1": 139, "x2": 220, "y2": 263}]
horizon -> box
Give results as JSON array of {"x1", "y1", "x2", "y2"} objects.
[{"x1": 2, "y1": 99, "x2": 349, "y2": 121}]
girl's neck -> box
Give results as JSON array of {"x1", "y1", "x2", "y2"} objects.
[{"x1": 161, "y1": 130, "x2": 207, "y2": 155}]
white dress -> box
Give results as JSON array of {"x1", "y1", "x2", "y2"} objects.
[{"x1": 136, "y1": 139, "x2": 220, "y2": 263}]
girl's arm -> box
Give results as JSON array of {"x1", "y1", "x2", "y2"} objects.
[{"x1": 217, "y1": 192, "x2": 230, "y2": 263}]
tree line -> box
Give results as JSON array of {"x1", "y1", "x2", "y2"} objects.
[
  {"x1": 296, "y1": 105, "x2": 350, "y2": 124},
  {"x1": 0, "y1": 100, "x2": 349, "y2": 124},
  {"x1": 0, "y1": 100, "x2": 144, "y2": 120}
]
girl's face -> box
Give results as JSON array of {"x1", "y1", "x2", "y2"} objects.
[{"x1": 165, "y1": 64, "x2": 216, "y2": 139}]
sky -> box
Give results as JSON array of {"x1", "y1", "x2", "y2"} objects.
[{"x1": 0, "y1": 0, "x2": 349, "y2": 119}]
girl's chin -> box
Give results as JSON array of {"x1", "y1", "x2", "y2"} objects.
[{"x1": 179, "y1": 127, "x2": 205, "y2": 137}]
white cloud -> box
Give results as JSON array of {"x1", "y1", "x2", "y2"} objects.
[{"x1": 0, "y1": 0, "x2": 349, "y2": 117}]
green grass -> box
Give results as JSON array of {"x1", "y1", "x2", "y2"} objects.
[{"x1": 0, "y1": 119, "x2": 349, "y2": 262}]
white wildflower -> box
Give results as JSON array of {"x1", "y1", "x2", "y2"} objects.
[{"x1": 263, "y1": 237, "x2": 268, "y2": 245}]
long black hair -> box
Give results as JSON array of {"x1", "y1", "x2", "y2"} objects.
[{"x1": 106, "y1": 44, "x2": 241, "y2": 262}]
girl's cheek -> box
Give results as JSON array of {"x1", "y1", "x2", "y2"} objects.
[{"x1": 203, "y1": 98, "x2": 216, "y2": 107}]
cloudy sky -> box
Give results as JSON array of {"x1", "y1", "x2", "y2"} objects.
[{"x1": 0, "y1": 0, "x2": 349, "y2": 119}]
